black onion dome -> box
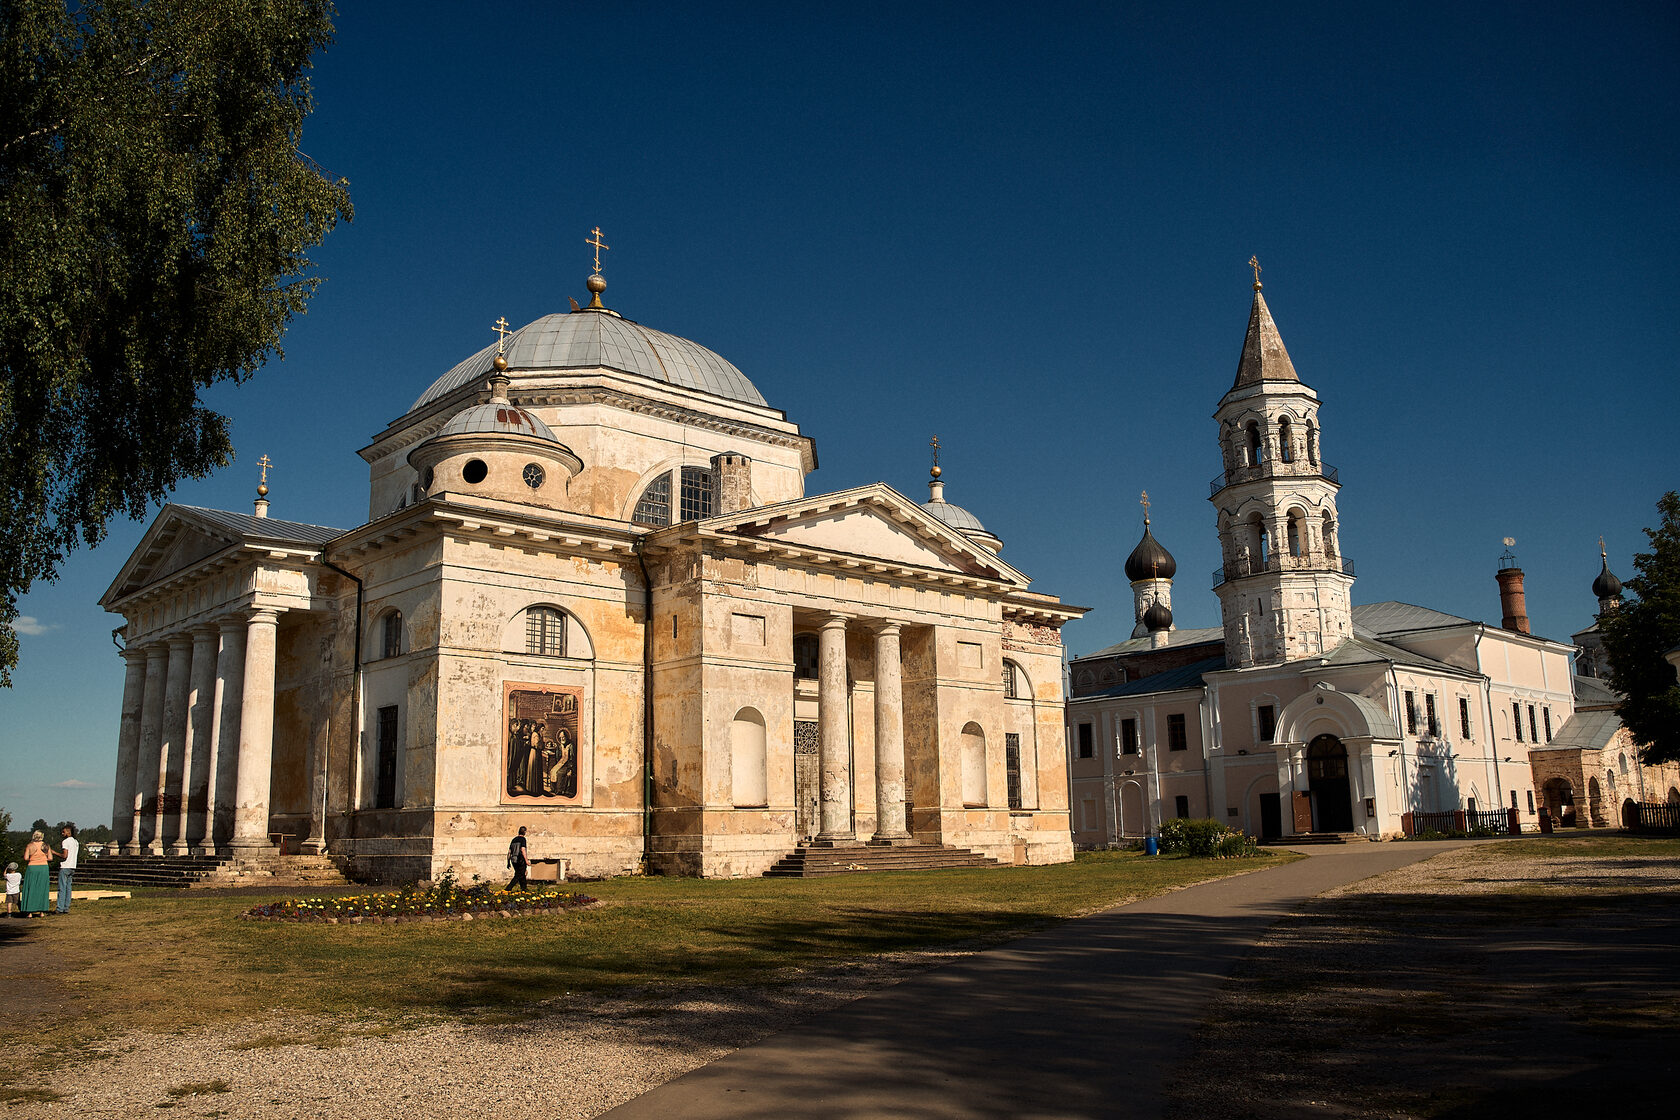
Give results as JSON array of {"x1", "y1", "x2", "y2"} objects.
[
  {"x1": 1124, "y1": 525, "x2": 1177, "y2": 582},
  {"x1": 1143, "y1": 600, "x2": 1174, "y2": 632},
  {"x1": 1592, "y1": 560, "x2": 1622, "y2": 600}
]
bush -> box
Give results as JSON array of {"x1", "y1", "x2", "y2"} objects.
[{"x1": 1157, "y1": 817, "x2": 1256, "y2": 858}]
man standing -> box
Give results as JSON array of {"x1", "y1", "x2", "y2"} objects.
[
  {"x1": 507, "y1": 825, "x2": 529, "y2": 891},
  {"x1": 55, "y1": 824, "x2": 78, "y2": 914}
]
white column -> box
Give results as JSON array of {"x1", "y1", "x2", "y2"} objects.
[
  {"x1": 134, "y1": 645, "x2": 168, "y2": 854},
  {"x1": 110, "y1": 648, "x2": 148, "y2": 855},
  {"x1": 183, "y1": 627, "x2": 219, "y2": 853},
  {"x1": 871, "y1": 623, "x2": 910, "y2": 842},
  {"x1": 231, "y1": 609, "x2": 280, "y2": 852},
  {"x1": 816, "y1": 614, "x2": 855, "y2": 842},
  {"x1": 207, "y1": 618, "x2": 246, "y2": 854},
  {"x1": 160, "y1": 636, "x2": 194, "y2": 855}
]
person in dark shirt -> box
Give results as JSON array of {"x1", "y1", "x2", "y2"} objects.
[{"x1": 507, "y1": 826, "x2": 529, "y2": 891}]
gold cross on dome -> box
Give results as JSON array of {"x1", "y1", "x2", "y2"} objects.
[
  {"x1": 586, "y1": 226, "x2": 610, "y2": 274},
  {"x1": 1600, "y1": 535, "x2": 1607, "y2": 559},
  {"x1": 257, "y1": 454, "x2": 273, "y2": 486},
  {"x1": 930, "y1": 434, "x2": 941, "y2": 467},
  {"x1": 1140, "y1": 490, "x2": 1150, "y2": 523},
  {"x1": 493, "y1": 315, "x2": 511, "y2": 354},
  {"x1": 1248, "y1": 256, "x2": 1262, "y2": 286}
]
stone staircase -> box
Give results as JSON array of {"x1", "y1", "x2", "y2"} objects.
[
  {"x1": 764, "y1": 842, "x2": 1002, "y2": 878},
  {"x1": 77, "y1": 852, "x2": 351, "y2": 889},
  {"x1": 1264, "y1": 831, "x2": 1359, "y2": 846}
]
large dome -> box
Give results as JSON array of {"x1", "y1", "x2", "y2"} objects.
[{"x1": 412, "y1": 309, "x2": 767, "y2": 411}]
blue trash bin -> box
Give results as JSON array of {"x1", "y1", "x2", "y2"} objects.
[{"x1": 1144, "y1": 836, "x2": 1159, "y2": 856}]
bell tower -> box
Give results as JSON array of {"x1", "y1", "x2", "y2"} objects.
[{"x1": 1210, "y1": 263, "x2": 1354, "y2": 667}]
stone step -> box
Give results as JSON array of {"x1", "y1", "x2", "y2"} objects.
[
  {"x1": 78, "y1": 853, "x2": 351, "y2": 889},
  {"x1": 763, "y1": 842, "x2": 1002, "y2": 878}
]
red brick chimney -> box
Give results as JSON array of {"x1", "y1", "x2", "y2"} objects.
[{"x1": 1496, "y1": 566, "x2": 1530, "y2": 634}]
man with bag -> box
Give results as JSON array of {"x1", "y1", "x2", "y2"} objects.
[{"x1": 507, "y1": 826, "x2": 529, "y2": 891}]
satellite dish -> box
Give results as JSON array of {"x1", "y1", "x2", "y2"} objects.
[{"x1": 1502, "y1": 537, "x2": 1515, "y2": 548}]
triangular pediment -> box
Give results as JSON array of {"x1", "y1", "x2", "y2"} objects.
[
  {"x1": 100, "y1": 507, "x2": 240, "y2": 606},
  {"x1": 703, "y1": 484, "x2": 1028, "y2": 586}
]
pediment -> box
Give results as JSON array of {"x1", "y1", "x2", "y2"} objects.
[
  {"x1": 101, "y1": 509, "x2": 239, "y2": 606},
  {"x1": 705, "y1": 485, "x2": 1028, "y2": 586}
]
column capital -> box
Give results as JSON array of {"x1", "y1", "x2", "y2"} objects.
[
  {"x1": 246, "y1": 607, "x2": 281, "y2": 626},
  {"x1": 868, "y1": 619, "x2": 903, "y2": 638},
  {"x1": 817, "y1": 613, "x2": 852, "y2": 632},
  {"x1": 190, "y1": 623, "x2": 221, "y2": 640},
  {"x1": 119, "y1": 644, "x2": 148, "y2": 664},
  {"x1": 166, "y1": 632, "x2": 194, "y2": 650},
  {"x1": 217, "y1": 615, "x2": 247, "y2": 635}
]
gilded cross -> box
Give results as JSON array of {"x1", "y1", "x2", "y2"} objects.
[
  {"x1": 930, "y1": 434, "x2": 941, "y2": 470},
  {"x1": 1599, "y1": 535, "x2": 1607, "y2": 560},
  {"x1": 1248, "y1": 256, "x2": 1262, "y2": 286},
  {"x1": 586, "y1": 226, "x2": 610, "y2": 274},
  {"x1": 493, "y1": 315, "x2": 511, "y2": 354},
  {"x1": 1140, "y1": 489, "x2": 1151, "y2": 525},
  {"x1": 258, "y1": 454, "x2": 273, "y2": 486}
]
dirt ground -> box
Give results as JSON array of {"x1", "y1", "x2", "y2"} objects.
[{"x1": 1164, "y1": 839, "x2": 1680, "y2": 1119}]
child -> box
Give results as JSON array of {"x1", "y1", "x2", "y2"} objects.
[{"x1": 3, "y1": 862, "x2": 19, "y2": 917}]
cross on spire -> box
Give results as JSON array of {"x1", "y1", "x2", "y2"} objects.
[
  {"x1": 1140, "y1": 489, "x2": 1151, "y2": 525},
  {"x1": 929, "y1": 434, "x2": 942, "y2": 479},
  {"x1": 1600, "y1": 535, "x2": 1607, "y2": 560},
  {"x1": 493, "y1": 315, "x2": 511, "y2": 354},
  {"x1": 258, "y1": 454, "x2": 273, "y2": 486},
  {"x1": 1248, "y1": 255, "x2": 1262, "y2": 289},
  {"x1": 586, "y1": 226, "x2": 610, "y2": 274}
]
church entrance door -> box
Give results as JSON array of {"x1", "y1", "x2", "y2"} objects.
[{"x1": 1307, "y1": 734, "x2": 1353, "y2": 833}]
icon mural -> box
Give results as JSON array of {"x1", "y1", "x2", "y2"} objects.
[{"x1": 505, "y1": 685, "x2": 580, "y2": 800}]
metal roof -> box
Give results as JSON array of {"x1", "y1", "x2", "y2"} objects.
[
  {"x1": 177, "y1": 505, "x2": 343, "y2": 546},
  {"x1": 434, "y1": 401, "x2": 560, "y2": 441},
  {"x1": 1077, "y1": 626, "x2": 1223, "y2": 661},
  {"x1": 920, "y1": 499, "x2": 987, "y2": 533},
  {"x1": 1320, "y1": 632, "x2": 1469, "y2": 675},
  {"x1": 412, "y1": 310, "x2": 767, "y2": 411},
  {"x1": 1075, "y1": 655, "x2": 1227, "y2": 701},
  {"x1": 1540, "y1": 709, "x2": 1622, "y2": 753},
  {"x1": 1573, "y1": 674, "x2": 1621, "y2": 706},
  {"x1": 1351, "y1": 601, "x2": 1475, "y2": 634}
]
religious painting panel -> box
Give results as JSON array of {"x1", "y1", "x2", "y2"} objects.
[{"x1": 503, "y1": 683, "x2": 583, "y2": 802}]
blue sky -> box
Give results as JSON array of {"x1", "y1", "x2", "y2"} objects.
[{"x1": 3, "y1": 1, "x2": 1676, "y2": 828}]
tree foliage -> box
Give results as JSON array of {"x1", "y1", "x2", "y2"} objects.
[
  {"x1": 1601, "y1": 491, "x2": 1680, "y2": 766},
  {"x1": 0, "y1": 0, "x2": 351, "y2": 684}
]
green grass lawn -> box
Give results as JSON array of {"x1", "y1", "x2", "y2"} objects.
[{"x1": 6, "y1": 850, "x2": 1291, "y2": 1053}]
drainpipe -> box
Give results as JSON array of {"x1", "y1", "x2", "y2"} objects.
[
  {"x1": 322, "y1": 559, "x2": 364, "y2": 857},
  {"x1": 633, "y1": 540, "x2": 655, "y2": 873}
]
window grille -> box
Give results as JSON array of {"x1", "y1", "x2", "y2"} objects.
[
  {"x1": 1528, "y1": 705, "x2": 1538, "y2": 742},
  {"x1": 678, "y1": 466, "x2": 715, "y2": 522},
  {"x1": 1404, "y1": 691, "x2": 1418, "y2": 735},
  {"x1": 1002, "y1": 662, "x2": 1018, "y2": 699},
  {"x1": 632, "y1": 473, "x2": 672, "y2": 527},
  {"x1": 375, "y1": 706, "x2": 399, "y2": 810},
  {"x1": 1513, "y1": 701, "x2": 1523, "y2": 742},
  {"x1": 1543, "y1": 707, "x2": 1553, "y2": 741},
  {"x1": 525, "y1": 607, "x2": 566, "y2": 657},
  {"x1": 1005, "y1": 733, "x2": 1022, "y2": 809},
  {"x1": 1168, "y1": 713, "x2": 1188, "y2": 752},
  {"x1": 1459, "y1": 698, "x2": 1473, "y2": 740},
  {"x1": 1425, "y1": 694, "x2": 1439, "y2": 737}
]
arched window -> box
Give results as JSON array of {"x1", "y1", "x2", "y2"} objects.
[
  {"x1": 961, "y1": 722, "x2": 987, "y2": 807},
  {"x1": 525, "y1": 606, "x2": 567, "y2": 657},
  {"x1": 1306, "y1": 422, "x2": 1318, "y2": 466},
  {"x1": 1248, "y1": 514, "x2": 1269, "y2": 567},
  {"x1": 380, "y1": 610, "x2": 403, "y2": 659},
  {"x1": 1321, "y1": 512, "x2": 1338, "y2": 558},
  {"x1": 1002, "y1": 659, "x2": 1029, "y2": 700},
  {"x1": 631, "y1": 466, "x2": 718, "y2": 526},
  {"x1": 730, "y1": 707, "x2": 768, "y2": 807},
  {"x1": 1245, "y1": 422, "x2": 1264, "y2": 467},
  {"x1": 1277, "y1": 417, "x2": 1294, "y2": 463},
  {"x1": 1286, "y1": 509, "x2": 1304, "y2": 558}
]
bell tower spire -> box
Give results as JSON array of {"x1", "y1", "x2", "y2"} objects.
[{"x1": 1210, "y1": 266, "x2": 1352, "y2": 667}]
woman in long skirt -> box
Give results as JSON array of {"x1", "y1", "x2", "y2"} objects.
[{"x1": 20, "y1": 830, "x2": 51, "y2": 916}]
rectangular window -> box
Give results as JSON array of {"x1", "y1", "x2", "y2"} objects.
[
  {"x1": 1527, "y1": 790, "x2": 1535, "y2": 813},
  {"x1": 1543, "y1": 707, "x2": 1553, "y2": 741},
  {"x1": 1002, "y1": 662, "x2": 1018, "y2": 699},
  {"x1": 1404, "y1": 691, "x2": 1418, "y2": 735},
  {"x1": 382, "y1": 613, "x2": 402, "y2": 659},
  {"x1": 1425, "y1": 694, "x2": 1439, "y2": 738},
  {"x1": 1005, "y1": 733, "x2": 1022, "y2": 810},
  {"x1": 1528, "y1": 705, "x2": 1538, "y2": 742},
  {"x1": 1258, "y1": 704, "x2": 1276, "y2": 743},
  {"x1": 1459, "y1": 698, "x2": 1473, "y2": 740},
  {"x1": 1121, "y1": 717, "x2": 1139, "y2": 755},
  {"x1": 1513, "y1": 701, "x2": 1524, "y2": 742},
  {"x1": 1168, "y1": 713, "x2": 1188, "y2": 752},
  {"x1": 678, "y1": 466, "x2": 715, "y2": 522},
  {"x1": 1077, "y1": 723, "x2": 1094, "y2": 759},
  {"x1": 375, "y1": 705, "x2": 399, "y2": 810},
  {"x1": 1511, "y1": 790, "x2": 1518, "y2": 810},
  {"x1": 1175, "y1": 795, "x2": 1190, "y2": 819}
]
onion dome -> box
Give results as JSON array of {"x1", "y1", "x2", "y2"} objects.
[
  {"x1": 1125, "y1": 522, "x2": 1177, "y2": 582},
  {"x1": 1143, "y1": 599, "x2": 1174, "y2": 632},
  {"x1": 1593, "y1": 541, "x2": 1623, "y2": 601}
]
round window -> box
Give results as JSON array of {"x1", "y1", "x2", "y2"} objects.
[
  {"x1": 522, "y1": 463, "x2": 545, "y2": 489},
  {"x1": 462, "y1": 459, "x2": 488, "y2": 484}
]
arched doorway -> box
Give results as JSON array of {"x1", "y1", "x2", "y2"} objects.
[
  {"x1": 1307, "y1": 734, "x2": 1353, "y2": 832},
  {"x1": 1542, "y1": 778, "x2": 1576, "y2": 827}
]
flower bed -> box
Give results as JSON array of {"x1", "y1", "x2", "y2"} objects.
[{"x1": 242, "y1": 881, "x2": 597, "y2": 924}]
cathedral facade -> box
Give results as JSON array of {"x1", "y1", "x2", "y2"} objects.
[
  {"x1": 1067, "y1": 277, "x2": 1582, "y2": 844},
  {"x1": 99, "y1": 264, "x2": 1081, "y2": 881}
]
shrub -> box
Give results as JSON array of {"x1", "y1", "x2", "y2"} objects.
[{"x1": 1158, "y1": 817, "x2": 1254, "y2": 858}]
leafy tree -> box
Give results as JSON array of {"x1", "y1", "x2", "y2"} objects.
[
  {"x1": 0, "y1": 807, "x2": 13, "y2": 870},
  {"x1": 1601, "y1": 491, "x2": 1680, "y2": 765},
  {"x1": 30, "y1": 817, "x2": 48, "y2": 834},
  {"x1": 0, "y1": 0, "x2": 352, "y2": 684}
]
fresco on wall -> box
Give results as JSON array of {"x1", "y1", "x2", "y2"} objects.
[{"x1": 505, "y1": 685, "x2": 580, "y2": 799}]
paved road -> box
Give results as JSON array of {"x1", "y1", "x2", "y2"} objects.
[{"x1": 602, "y1": 843, "x2": 1463, "y2": 1120}]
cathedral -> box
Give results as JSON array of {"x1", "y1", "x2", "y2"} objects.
[
  {"x1": 98, "y1": 246, "x2": 1082, "y2": 881},
  {"x1": 1066, "y1": 271, "x2": 1589, "y2": 843}
]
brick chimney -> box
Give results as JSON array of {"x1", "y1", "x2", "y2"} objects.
[
  {"x1": 1496, "y1": 565, "x2": 1530, "y2": 634},
  {"x1": 711, "y1": 452, "x2": 753, "y2": 515}
]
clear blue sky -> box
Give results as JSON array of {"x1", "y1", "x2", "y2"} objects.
[{"x1": 4, "y1": 1, "x2": 1676, "y2": 828}]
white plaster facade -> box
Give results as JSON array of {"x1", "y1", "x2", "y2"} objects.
[{"x1": 101, "y1": 277, "x2": 1083, "y2": 881}]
